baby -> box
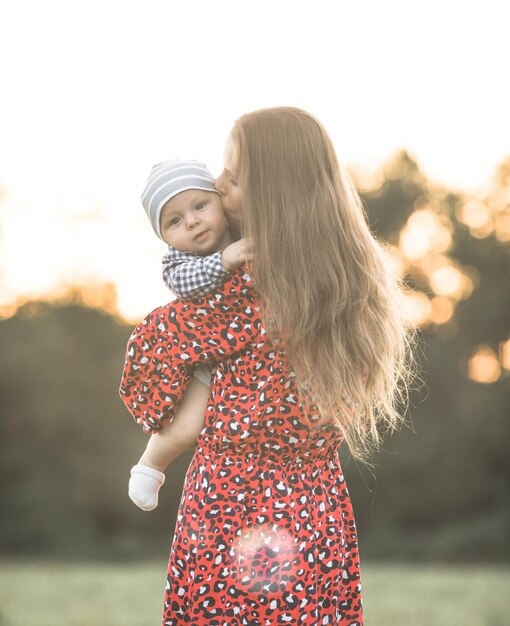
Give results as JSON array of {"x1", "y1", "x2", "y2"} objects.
[{"x1": 128, "y1": 160, "x2": 249, "y2": 510}]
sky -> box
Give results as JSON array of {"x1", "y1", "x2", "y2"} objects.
[{"x1": 0, "y1": 0, "x2": 509, "y2": 321}]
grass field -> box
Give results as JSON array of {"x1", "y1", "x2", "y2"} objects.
[{"x1": 0, "y1": 560, "x2": 508, "y2": 625}]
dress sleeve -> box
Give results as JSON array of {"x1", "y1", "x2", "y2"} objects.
[{"x1": 119, "y1": 268, "x2": 259, "y2": 433}]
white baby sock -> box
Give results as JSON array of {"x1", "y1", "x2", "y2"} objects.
[{"x1": 129, "y1": 464, "x2": 166, "y2": 511}]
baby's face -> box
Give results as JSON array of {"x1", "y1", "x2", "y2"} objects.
[{"x1": 160, "y1": 190, "x2": 231, "y2": 254}]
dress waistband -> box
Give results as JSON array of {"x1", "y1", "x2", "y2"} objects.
[{"x1": 195, "y1": 442, "x2": 339, "y2": 469}]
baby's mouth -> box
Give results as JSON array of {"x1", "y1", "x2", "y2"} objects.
[{"x1": 194, "y1": 230, "x2": 209, "y2": 241}]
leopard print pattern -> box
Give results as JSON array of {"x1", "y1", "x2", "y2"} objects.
[{"x1": 120, "y1": 269, "x2": 363, "y2": 625}]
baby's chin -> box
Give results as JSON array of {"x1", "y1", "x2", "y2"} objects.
[
  {"x1": 165, "y1": 238, "x2": 219, "y2": 256},
  {"x1": 178, "y1": 242, "x2": 222, "y2": 256},
  {"x1": 191, "y1": 246, "x2": 221, "y2": 256}
]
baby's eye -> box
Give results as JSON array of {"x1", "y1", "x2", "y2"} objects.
[
  {"x1": 195, "y1": 202, "x2": 207, "y2": 211},
  {"x1": 169, "y1": 216, "x2": 181, "y2": 226}
]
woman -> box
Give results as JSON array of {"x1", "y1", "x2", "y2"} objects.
[{"x1": 120, "y1": 107, "x2": 416, "y2": 625}]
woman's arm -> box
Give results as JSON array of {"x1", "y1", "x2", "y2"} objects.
[{"x1": 119, "y1": 268, "x2": 260, "y2": 433}]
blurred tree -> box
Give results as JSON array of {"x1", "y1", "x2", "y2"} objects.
[
  {"x1": 0, "y1": 154, "x2": 508, "y2": 562},
  {"x1": 344, "y1": 151, "x2": 510, "y2": 563},
  {"x1": 359, "y1": 150, "x2": 428, "y2": 245},
  {"x1": 0, "y1": 302, "x2": 194, "y2": 559}
]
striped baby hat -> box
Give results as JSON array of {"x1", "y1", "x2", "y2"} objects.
[{"x1": 141, "y1": 160, "x2": 219, "y2": 239}]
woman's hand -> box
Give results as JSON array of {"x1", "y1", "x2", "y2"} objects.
[{"x1": 221, "y1": 238, "x2": 253, "y2": 271}]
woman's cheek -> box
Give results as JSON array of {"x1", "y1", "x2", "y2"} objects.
[{"x1": 223, "y1": 197, "x2": 242, "y2": 227}]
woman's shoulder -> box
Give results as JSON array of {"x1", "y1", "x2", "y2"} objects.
[
  {"x1": 138, "y1": 267, "x2": 257, "y2": 333},
  {"x1": 125, "y1": 267, "x2": 262, "y2": 364}
]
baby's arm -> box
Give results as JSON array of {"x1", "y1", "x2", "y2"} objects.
[
  {"x1": 139, "y1": 376, "x2": 209, "y2": 470},
  {"x1": 162, "y1": 239, "x2": 252, "y2": 299},
  {"x1": 162, "y1": 249, "x2": 228, "y2": 299},
  {"x1": 128, "y1": 376, "x2": 210, "y2": 511}
]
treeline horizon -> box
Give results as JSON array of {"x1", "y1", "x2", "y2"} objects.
[{"x1": 0, "y1": 150, "x2": 508, "y2": 562}]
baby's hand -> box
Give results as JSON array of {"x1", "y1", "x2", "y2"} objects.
[{"x1": 221, "y1": 238, "x2": 253, "y2": 271}]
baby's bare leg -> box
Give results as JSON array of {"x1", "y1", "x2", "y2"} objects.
[
  {"x1": 138, "y1": 377, "x2": 210, "y2": 471},
  {"x1": 129, "y1": 376, "x2": 210, "y2": 511}
]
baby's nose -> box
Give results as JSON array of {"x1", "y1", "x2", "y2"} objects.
[{"x1": 185, "y1": 213, "x2": 199, "y2": 228}]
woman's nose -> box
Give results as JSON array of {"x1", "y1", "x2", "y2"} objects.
[{"x1": 214, "y1": 173, "x2": 225, "y2": 195}]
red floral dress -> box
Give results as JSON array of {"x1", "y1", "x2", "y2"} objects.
[{"x1": 120, "y1": 268, "x2": 363, "y2": 625}]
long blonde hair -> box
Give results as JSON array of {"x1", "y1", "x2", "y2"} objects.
[{"x1": 232, "y1": 107, "x2": 419, "y2": 463}]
